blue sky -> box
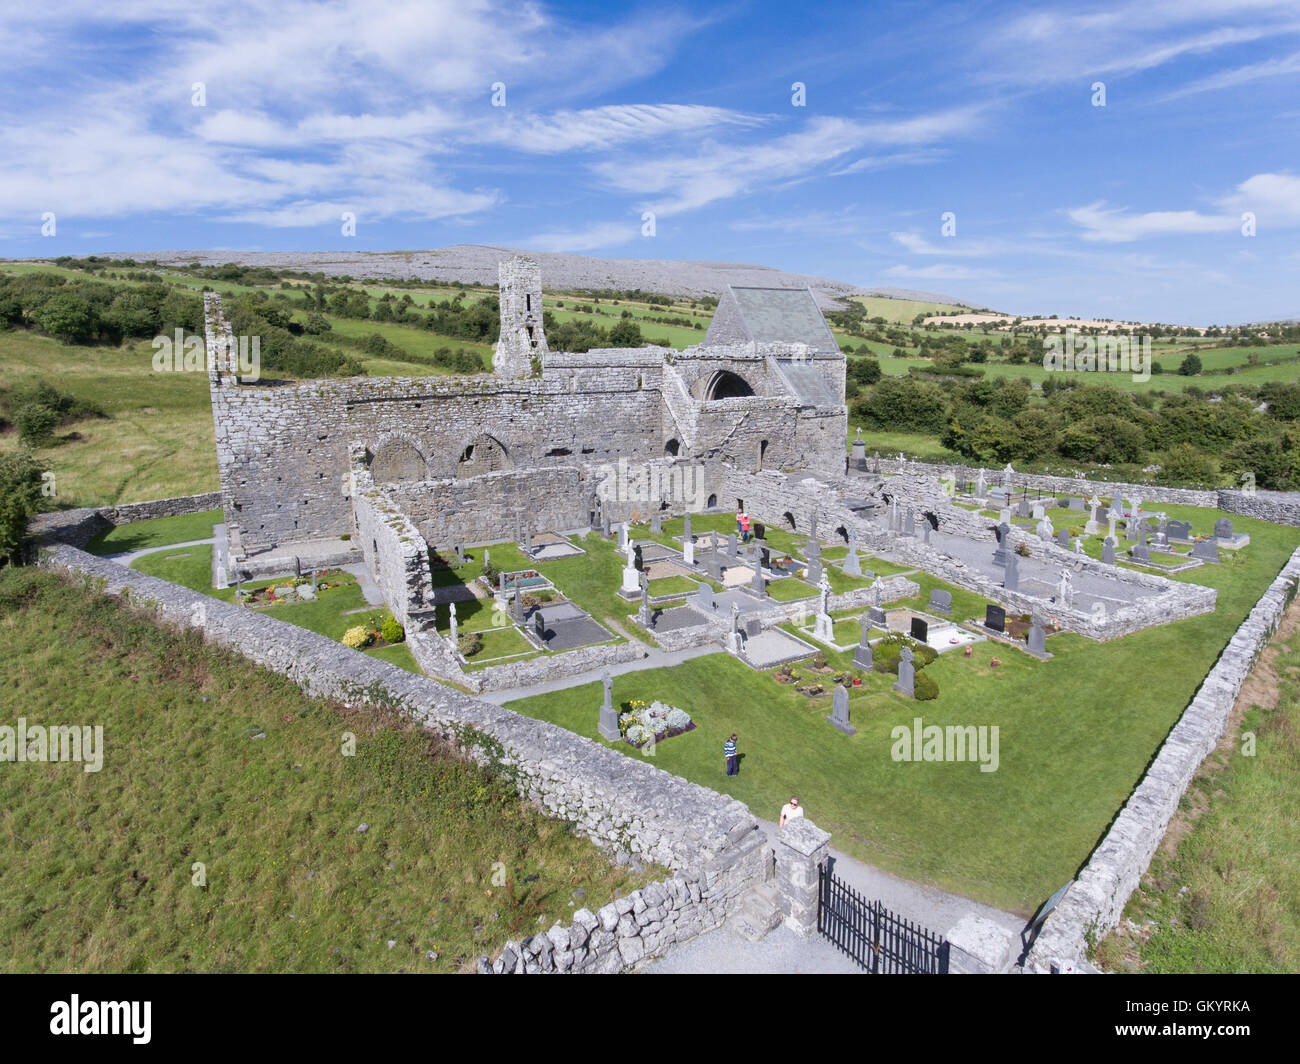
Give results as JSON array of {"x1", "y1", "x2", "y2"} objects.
[{"x1": 2, "y1": 0, "x2": 1298, "y2": 324}]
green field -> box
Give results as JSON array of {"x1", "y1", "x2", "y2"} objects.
[{"x1": 0, "y1": 565, "x2": 651, "y2": 973}]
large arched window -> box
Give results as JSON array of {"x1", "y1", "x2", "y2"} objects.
[{"x1": 704, "y1": 370, "x2": 756, "y2": 400}]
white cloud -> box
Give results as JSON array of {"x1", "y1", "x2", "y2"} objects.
[
  {"x1": 524, "y1": 220, "x2": 639, "y2": 253},
  {"x1": 883, "y1": 263, "x2": 1000, "y2": 281}
]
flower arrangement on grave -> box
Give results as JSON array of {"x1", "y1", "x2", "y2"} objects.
[
  {"x1": 1015, "y1": 542, "x2": 1031, "y2": 558},
  {"x1": 342, "y1": 626, "x2": 373, "y2": 649},
  {"x1": 772, "y1": 664, "x2": 800, "y2": 685},
  {"x1": 618, "y1": 699, "x2": 694, "y2": 749}
]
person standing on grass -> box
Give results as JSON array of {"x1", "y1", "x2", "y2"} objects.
[
  {"x1": 740, "y1": 512, "x2": 752, "y2": 543},
  {"x1": 736, "y1": 509, "x2": 745, "y2": 540},
  {"x1": 779, "y1": 796, "x2": 804, "y2": 829},
  {"x1": 724, "y1": 733, "x2": 738, "y2": 777}
]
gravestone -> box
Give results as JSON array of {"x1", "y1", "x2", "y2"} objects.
[
  {"x1": 1102, "y1": 536, "x2": 1116, "y2": 565},
  {"x1": 1003, "y1": 463, "x2": 1015, "y2": 488},
  {"x1": 928, "y1": 589, "x2": 952, "y2": 615},
  {"x1": 1032, "y1": 503, "x2": 1045, "y2": 520},
  {"x1": 1056, "y1": 528, "x2": 1070, "y2": 550},
  {"x1": 727, "y1": 532, "x2": 737, "y2": 558},
  {"x1": 1191, "y1": 539, "x2": 1220, "y2": 563},
  {"x1": 683, "y1": 535, "x2": 695, "y2": 566},
  {"x1": 761, "y1": 546, "x2": 772, "y2": 568},
  {"x1": 814, "y1": 577, "x2": 835, "y2": 643},
  {"x1": 1037, "y1": 515, "x2": 1054, "y2": 542},
  {"x1": 984, "y1": 604, "x2": 1005, "y2": 633},
  {"x1": 619, "y1": 522, "x2": 629, "y2": 548},
  {"x1": 828, "y1": 685, "x2": 857, "y2": 735},
  {"x1": 910, "y1": 616, "x2": 929, "y2": 644},
  {"x1": 894, "y1": 646, "x2": 915, "y2": 697},
  {"x1": 990, "y1": 486, "x2": 1008, "y2": 506},
  {"x1": 1003, "y1": 550, "x2": 1020, "y2": 592},
  {"x1": 853, "y1": 614, "x2": 874, "y2": 670},
  {"x1": 1126, "y1": 517, "x2": 1140, "y2": 542},
  {"x1": 534, "y1": 610, "x2": 547, "y2": 639},
  {"x1": 992, "y1": 523, "x2": 1014, "y2": 566},
  {"x1": 903, "y1": 509, "x2": 916, "y2": 537},
  {"x1": 1057, "y1": 570, "x2": 1073, "y2": 608},
  {"x1": 638, "y1": 571, "x2": 650, "y2": 625},
  {"x1": 511, "y1": 589, "x2": 525, "y2": 625},
  {"x1": 999, "y1": 507, "x2": 1012, "y2": 527},
  {"x1": 602, "y1": 513, "x2": 612, "y2": 539},
  {"x1": 1017, "y1": 499, "x2": 1031, "y2": 519},
  {"x1": 851, "y1": 428, "x2": 867, "y2": 471},
  {"x1": 1131, "y1": 542, "x2": 1152, "y2": 563},
  {"x1": 1214, "y1": 518, "x2": 1234, "y2": 540},
  {"x1": 869, "y1": 605, "x2": 888, "y2": 627},
  {"x1": 650, "y1": 513, "x2": 662, "y2": 534},
  {"x1": 1167, "y1": 519, "x2": 1192, "y2": 541},
  {"x1": 694, "y1": 582, "x2": 714, "y2": 613},
  {"x1": 454, "y1": 542, "x2": 466, "y2": 564},
  {"x1": 745, "y1": 616, "x2": 762, "y2": 638},
  {"x1": 1027, "y1": 622, "x2": 1046, "y2": 656},
  {"x1": 1085, "y1": 508, "x2": 1102, "y2": 535},
  {"x1": 750, "y1": 562, "x2": 766, "y2": 598},
  {"x1": 727, "y1": 603, "x2": 742, "y2": 655},
  {"x1": 1068, "y1": 497, "x2": 1085, "y2": 511},
  {"x1": 807, "y1": 557, "x2": 824, "y2": 585},
  {"x1": 843, "y1": 527, "x2": 862, "y2": 576},
  {"x1": 705, "y1": 550, "x2": 722, "y2": 581},
  {"x1": 597, "y1": 671, "x2": 619, "y2": 741},
  {"x1": 523, "y1": 526, "x2": 533, "y2": 555},
  {"x1": 975, "y1": 469, "x2": 987, "y2": 498},
  {"x1": 448, "y1": 601, "x2": 459, "y2": 644},
  {"x1": 1109, "y1": 497, "x2": 1123, "y2": 518}
]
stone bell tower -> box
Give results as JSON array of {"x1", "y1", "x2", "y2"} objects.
[{"x1": 495, "y1": 256, "x2": 548, "y2": 379}]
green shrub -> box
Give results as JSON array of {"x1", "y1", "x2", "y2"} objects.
[
  {"x1": 871, "y1": 632, "x2": 938, "y2": 675},
  {"x1": 13, "y1": 403, "x2": 58, "y2": 446},
  {"x1": 381, "y1": 617, "x2": 405, "y2": 644},
  {"x1": 913, "y1": 671, "x2": 939, "y2": 700},
  {"x1": 458, "y1": 632, "x2": 482, "y2": 657}
]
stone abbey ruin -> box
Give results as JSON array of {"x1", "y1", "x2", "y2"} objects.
[{"x1": 28, "y1": 251, "x2": 1300, "y2": 974}]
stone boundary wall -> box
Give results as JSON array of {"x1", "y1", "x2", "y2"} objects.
[
  {"x1": 101, "y1": 491, "x2": 223, "y2": 525},
  {"x1": 1219, "y1": 489, "x2": 1300, "y2": 527},
  {"x1": 1024, "y1": 544, "x2": 1300, "y2": 972},
  {"x1": 868, "y1": 457, "x2": 1220, "y2": 508},
  {"x1": 478, "y1": 847, "x2": 766, "y2": 974},
  {"x1": 869, "y1": 458, "x2": 1300, "y2": 528},
  {"x1": 37, "y1": 545, "x2": 768, "y2": 947},
  {"x1": 465, "y1": 639, "x2": 650, "y2": 695}
]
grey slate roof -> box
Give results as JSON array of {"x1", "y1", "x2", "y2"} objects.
[{"x1": 705, "y1": 285, "x2": 840, "y2": 352}]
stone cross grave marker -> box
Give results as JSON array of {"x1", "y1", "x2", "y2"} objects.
[
  {"x1": 895, "y1": 645, "x2": 915, "y2": 697},
  {"x1": 1102, "y1": 536, "x2": 1116, "y2": 565},
  {"x1": 597, "y1": 671, "x2": 619, "y2": 741}
]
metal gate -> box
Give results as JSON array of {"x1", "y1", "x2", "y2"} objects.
[{"x1": 818, "y1": 865, "x2": 949, "y2": 974}]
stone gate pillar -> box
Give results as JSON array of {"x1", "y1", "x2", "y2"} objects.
[{"x1": 776, "y1": 817, "x2": 830, "y2": 938}]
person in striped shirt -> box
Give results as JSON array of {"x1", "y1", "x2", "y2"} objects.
[{"x1": 724, "y1": 733, "x2": 738, "y2": 777}]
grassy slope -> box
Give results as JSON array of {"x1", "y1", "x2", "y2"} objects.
[
  {"x1": 506, "y1": 505, "x2": 1300, "y2": 916},
  {"x1": 0, "y1": 566, "x2": 651, "y2": 973}
]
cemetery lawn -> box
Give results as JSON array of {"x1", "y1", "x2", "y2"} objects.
[
  {"x1": 507, "y1": 505, "x2": 1300, "y2": 917},
  {"x1": 0, "y1": 566, "x2": 653, "y2": 973},
  {"x1": 88, "y1": 509, "x2": 223, "y2": 554},
  {"x1": 130, "y1": 545, "x2": 420, "y2": 674}
]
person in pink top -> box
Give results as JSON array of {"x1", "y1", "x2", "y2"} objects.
[{"x1": 740, "y1": 512, "x2": 752, "y2": 543}]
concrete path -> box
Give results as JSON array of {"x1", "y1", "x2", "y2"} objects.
[
  {"x1": 480, "y1": 644, "x2": 724, "y2": 705},
  {"x1": 103, "y1": 537, "x2": 215, "y2": 568},
  {"x1": 646, "y1": 922, "x2": 862, "y2": 974},
  {"x1": 340, "y1": 563, "x2": 386, "y2": 606}
]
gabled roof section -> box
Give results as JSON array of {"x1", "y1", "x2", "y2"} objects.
[{"x1": 704, "y1": 285, "x2": 840, "y2": 353}]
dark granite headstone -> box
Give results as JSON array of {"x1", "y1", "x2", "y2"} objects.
[
  {"x1": 1167, "y1": 519, "x2": 1192, "y2": 541},
  {"x1": 910, "y1": 616, "x2": 929, "y2": 644},
  {"x1": 985, "y1": 604, "x2": 1005, "y2": 633},
  {"x1": 1191, "y1": 538, "x2": 1220, "y2": 563},
  {"x1": 869, "y1": 605, "x2": 888, "y2": 626},
  {"x1": 1214, "y1": 518, "x2": 1234, "y2": 540}
]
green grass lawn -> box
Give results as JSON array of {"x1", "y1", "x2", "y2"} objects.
[
  {"x1": 506, "y1": 504, "x2": 1300, "y2": 917},
  {"x1": 88, "y1": 509, "x2": 223, "y2": 554},
  {"x1": 0, "y1": 566, "x2": 652, "y2": 972},
  {"x1": 649, "y1": 575, "x2": 699, "y2": 597}
]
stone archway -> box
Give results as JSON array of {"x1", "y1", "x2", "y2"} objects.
[
  {"x1": 704, "y1": 370, "x2": 756, "y2": 401},
  {"x1": 370, "y1": 437, "x2": 427, "y2": 484},
  {"x1": 457, "y1": 434, "x2": 512, "y2": 478}
]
